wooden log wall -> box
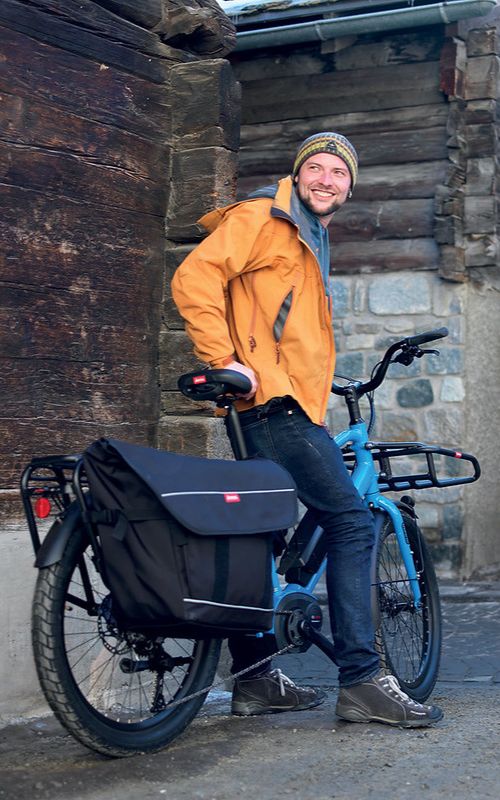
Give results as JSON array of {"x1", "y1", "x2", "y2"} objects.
[
  {"x1": 231, "y1": 21, "x2": 500, "y2": 279},
  {"x1": 0, "y1": 0, "x2": 238, "y2": 504}
]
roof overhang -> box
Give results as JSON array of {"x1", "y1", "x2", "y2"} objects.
[{"x1": 217, "y1": 0, "x2": 497, "y2": 51}]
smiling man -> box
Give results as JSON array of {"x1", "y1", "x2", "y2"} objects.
[{"x1": 171, "y1": 132, "x2": 443, "y2": 727}]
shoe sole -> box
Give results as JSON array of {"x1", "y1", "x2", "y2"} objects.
[
  {"x1": 335, "y1": 706, "x2": 444, "y2": 728},
  {"x1": 232, "y1": 696, "x2": 326, "y2": 716}
]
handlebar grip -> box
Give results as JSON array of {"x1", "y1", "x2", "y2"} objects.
[{"x1": 406, "y1": 327, "x2": 448, "y2": 347}]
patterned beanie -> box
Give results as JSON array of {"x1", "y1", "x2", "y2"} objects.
[{"x1": 292, "y1": 132, "x2": 358, "y2": 187}]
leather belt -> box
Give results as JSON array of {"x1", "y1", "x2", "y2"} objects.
[{"x1": 238, "y1": 396, "x2": 300, "y2": 424}]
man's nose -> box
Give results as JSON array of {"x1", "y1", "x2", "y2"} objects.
[{"x1": 320, "y1": 172, "x2": 335, "y2": 187}]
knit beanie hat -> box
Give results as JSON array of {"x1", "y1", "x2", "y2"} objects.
[{"x1": 292, "y1": 132, "x2": 358, "y2": 187}]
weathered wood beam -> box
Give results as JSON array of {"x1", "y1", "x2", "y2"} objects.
[
  {"x1": 0, "y1": 1, "x2": 190, "y2": 82},
  {"x1": 1, "y1": 284, "x2": 162, "y2": 363},
  {"x1": 93, "y1": 0, "x2": 164, "y2": 29},
  {"x1": 330, "y1": 199, "x2": 435, "y2": 242},
  {"x1": 1, "y1": 25, "x2": 172, "y2": 140},
  {"x1": 240, "y1": 105, "x2": 449, "y2": 145},
  {"x1": 171, "y1": 60, "x2": 240, "y2": 151},
  {"x1": 241, "y1": 62, "x2": 443, "y2": 124},
  {"x1": 238, "y1": 126, "x2": 448, "y2": 176},
  {"x1": 0, "y1": 92, "x2": 169, "y2": 180},
  {"x1": 167, "y1": 147, "x2": 239, "y2": 241},
  {"x1": 330, "y1": 239, "x2": 440, "y2": 274},
  {"x1": 158, "y1": 0, "x2": 236, "y2": 57},
  {"x1": 1, "y1": 185, "x2": 165, "y2": 293},
  {"x1": 0, "y1": 419, "x2": 156, "y2": 485},
  {"x1": 0, "y1": 142, "x2": 166, "y2": 215},
  {"x1": 237, "y1": 161, "x2": 449, "y2": 202}
]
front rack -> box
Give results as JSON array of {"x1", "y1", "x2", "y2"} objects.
[{"x1": 343, "y1": 441, "x2": 481, "y2": 493}]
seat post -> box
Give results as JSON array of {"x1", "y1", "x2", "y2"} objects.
[{"x1": 221, "y1": 402, "x2": 249, "y2": 461}]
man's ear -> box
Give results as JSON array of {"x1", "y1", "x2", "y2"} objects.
[{"x1": 293, "y1": 175, "x2": 298, "y2": 184}]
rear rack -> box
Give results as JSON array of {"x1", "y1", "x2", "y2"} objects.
[
  {"x1": 20, "y1": 455, "x2": 83, "y2": 555},
  {"x1": 343, "y1": 441, "x2": 481, "y2": 493}
]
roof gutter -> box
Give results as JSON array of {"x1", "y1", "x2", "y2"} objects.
[{"x1": 233, "y1": 1, "x2": 497, "y2": 51}]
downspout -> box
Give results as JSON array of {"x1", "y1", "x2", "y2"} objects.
[{"x1": 233, "y1": 0, "x2": 496, "y2": 50}]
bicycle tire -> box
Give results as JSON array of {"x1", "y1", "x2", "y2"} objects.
[
  {"x1": 32, "y1": 524, "x2": 221, "y2": 757},
  {"x1": 372, "y1": 510, "x2": 441, "y2": 702}
]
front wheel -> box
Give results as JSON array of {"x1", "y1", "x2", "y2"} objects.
[
  {"x1": 32, "y1": 524, "x2": 221, "y2": 757},
  {"x1": 372, "y1": 509, "x2": 442, "y2": 702}
]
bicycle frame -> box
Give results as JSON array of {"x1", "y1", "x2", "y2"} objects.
[{"x1": 273, "y1": 419, "x2": 422, "y2": 614}]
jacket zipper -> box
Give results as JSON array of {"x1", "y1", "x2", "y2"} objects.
[
  {"x1": 295, "y1": 230, "x2": 334, "y2": 423},
  {"x1": 273, "y1": 286, "x2": 295, "y2": 364},
  {"x1": 248, "y1": 272, "x2": 257, "y2": 352},
  {"x1": 271, "y1": 204, "x2": 334, "y2": 423}
]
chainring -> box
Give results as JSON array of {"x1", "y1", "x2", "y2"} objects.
[{"x1": 274, "y1": 592, "x2": 323, "y2": 652}]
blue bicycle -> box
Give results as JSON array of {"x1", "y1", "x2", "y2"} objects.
[{"x1": 21, "y1": 328, "x2": 480, "y2": 756}]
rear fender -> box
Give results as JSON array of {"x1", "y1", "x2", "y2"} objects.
[{"x1": 34, "y1": 501, "x2": 85, "y2": 568}]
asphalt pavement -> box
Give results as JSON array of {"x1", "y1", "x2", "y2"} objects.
[{"x1": 1, "y1": 581, "x2": 500, "y2": 800}]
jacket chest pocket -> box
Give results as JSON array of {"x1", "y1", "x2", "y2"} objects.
[{"x1": 246, "y1": 264, "x2": 305, "y2": 359}]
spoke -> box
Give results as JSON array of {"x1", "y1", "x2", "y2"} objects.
[{"x1": 377, "y1": 529, "x2": 430, "y2": 685}]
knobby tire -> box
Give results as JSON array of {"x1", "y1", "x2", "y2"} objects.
[
  {"x1": 32, "y1": 525, "x2": 221, "y2": 757},
  {"x1": 372, "y1": 510, "x2": 442, "y2": 702}
]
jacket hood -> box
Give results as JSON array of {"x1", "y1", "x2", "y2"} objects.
[{"x1": 199, "y1": 177, "x2": 296, "y2": 233}]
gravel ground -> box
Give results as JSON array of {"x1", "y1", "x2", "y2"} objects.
[
  {"x1": 2, "y1": 586, "x2": 499, "y2": 800},
  {"x1": 1, "y1": 684, "x2": 499, "y2": 800}
]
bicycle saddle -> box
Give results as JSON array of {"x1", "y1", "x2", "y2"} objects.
[{"x1": 178, "y1": 369, "x2": 252, "y2": 402}]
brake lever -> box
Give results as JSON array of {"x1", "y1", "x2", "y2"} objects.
[
  {"x1": 417, "y1": 348, "x2": 440, "y2": 357},
  {"x1": 393, "y1": 345, "x2": 440, "y2": 365},
  {"x1": 392, "y1": 349, "x2": 415, "y2": 366}
]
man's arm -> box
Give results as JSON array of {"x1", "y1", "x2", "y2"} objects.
[{"x1": 171, "y1": 201, "x2": 269, "y2": 374}]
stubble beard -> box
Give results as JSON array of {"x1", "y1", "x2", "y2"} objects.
[{"x1": 298, "y1": 187, "x2": 345, "y2": 218}]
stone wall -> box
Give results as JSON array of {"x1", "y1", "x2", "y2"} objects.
[
  {"x1": 326, "y1": 271, "x2": 471, "y2": 577},
  {"x1": 228, "y1": 14, "x2": 500, "y2": 578}
]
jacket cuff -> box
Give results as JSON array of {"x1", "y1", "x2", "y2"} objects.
[{"x1": 209, "y1": 354, "x2": 236, "y2": 369}]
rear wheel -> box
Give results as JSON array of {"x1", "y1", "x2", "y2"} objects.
[
  {"x1": 372, "y1": 510, "x2": 441, "y2": 702},
  {"x1": 32, "y1": 525, "x2": 221, "y2": 757}
]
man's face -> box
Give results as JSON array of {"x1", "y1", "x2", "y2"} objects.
[{"x1": 295, "y1": 152, "x2": 352, "y2": 226}]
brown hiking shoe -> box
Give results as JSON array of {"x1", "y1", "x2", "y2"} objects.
[
  {"x1": 232, "y1": 668, "x2": 326, "y2": 716},
  {"x1": 336, "y1": 670, "x2": 443, "y2": 728}
]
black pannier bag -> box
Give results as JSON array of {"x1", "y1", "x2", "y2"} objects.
[{"x1": 83, "y1": 438, "x2": 298, "y2": 635}]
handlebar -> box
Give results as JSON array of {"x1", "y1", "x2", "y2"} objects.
[
  {"x1": 405, "y1": 327, "x2": 448, "y2": 347},
  {"x1": 332, "y1": 327, "x2": 448, "y2": 398}
]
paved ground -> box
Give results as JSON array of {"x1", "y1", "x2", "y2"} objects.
[{"x1": 1, "y1": 582, "x2": 500, "y2": 800}]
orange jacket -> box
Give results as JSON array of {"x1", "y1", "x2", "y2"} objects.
[{"x1": 171, "y1": 176, "x2": 336, "y2": 425}]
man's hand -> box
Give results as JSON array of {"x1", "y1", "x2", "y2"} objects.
[{"x1": 225, "y1": 360, "x2": 258, "y2": 400}]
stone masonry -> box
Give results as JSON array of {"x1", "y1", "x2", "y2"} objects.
[{"x1": 327, "y1": 270, "x2": 470, "y2": 577}]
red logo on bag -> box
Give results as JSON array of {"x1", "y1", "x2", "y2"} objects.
[
  {"x1": 193, "y1": 375, "x2": 207, "y2": 385},
  {"x1": 224, "y1": 493, "x2": 241, "y2": 503}
]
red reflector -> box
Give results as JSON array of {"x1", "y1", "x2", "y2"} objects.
[
  {"x1": 454, "y1": 451, "x2": 463, "y2": 459},
  {"x1": 224, "y1": 493, "x2": 241, "y2": 503},
  {"x1": 34, "y1": 497, "x2": 52, "y2": 518},
  {"x1": 193, "y1": 375, "x2": 207, "y2": 385}
]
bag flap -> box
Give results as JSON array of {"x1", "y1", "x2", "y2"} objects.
[{"x1": 84, "y1": 438, "x2": 298, "y2": 536}]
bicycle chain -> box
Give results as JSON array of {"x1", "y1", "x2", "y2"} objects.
[{"x1": 149, "y1": 612, "x2": 298, "y2": 714}]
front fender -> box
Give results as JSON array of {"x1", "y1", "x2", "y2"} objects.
[{"x1": 34, "y1": 501, "x2": 84, "y2": 568}]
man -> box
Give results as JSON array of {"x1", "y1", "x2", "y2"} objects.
[{"x1": 172, "y1": 132, "x2": 443, "y2": 727}]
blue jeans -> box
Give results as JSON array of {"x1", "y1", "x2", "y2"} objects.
[{"x1": 227, "y1": 397, "x2": 380, "y2": 687}]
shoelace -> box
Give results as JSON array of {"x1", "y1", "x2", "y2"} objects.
[
  {"x1": 270, "y1": 668, "x2": 297, "y2": 697},
  {"x1": 379, "y1": 674, "x2": 424, "y2": 708}
]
